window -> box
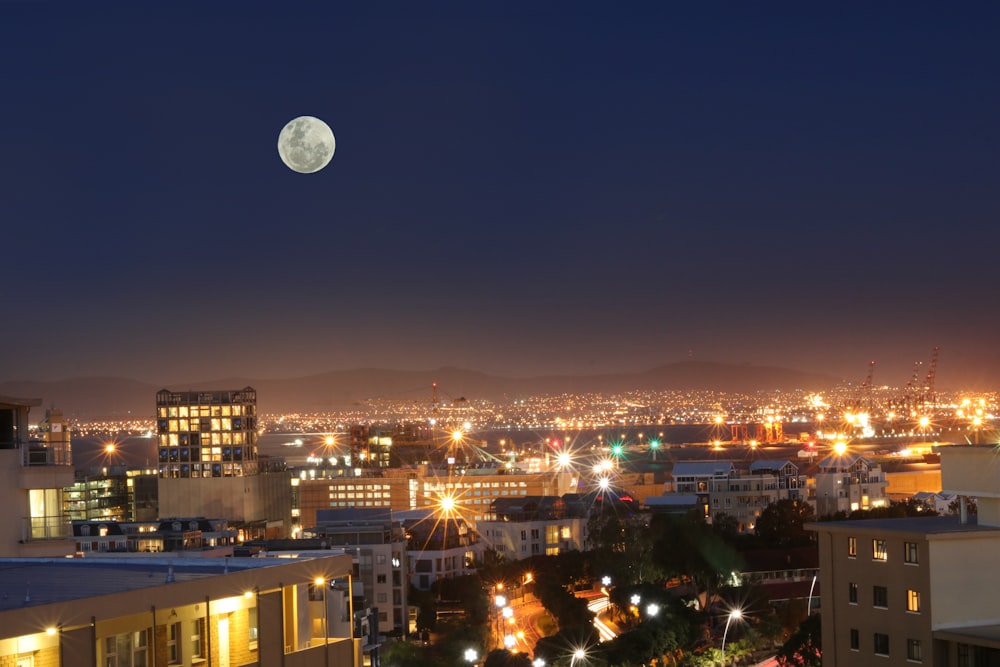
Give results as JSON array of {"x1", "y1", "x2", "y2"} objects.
[
  {"x1": 873, "y1": 538, "x2": 888, "y2": 561},
  {"x1": 907, "y1": 638, "x2": 923, "y2": 662},
  {"x1": 848, "y1": 536, "x2": 857, "y2": 557},
  {"x1": 849, "y1": 582, "x2": 859, "y2": 604},
  {"x1": 905, "y1": 542, "x2": 919, "y2": 564},
  {"x1": 190, "y1": 619, "x2": 204, "y2": 659},
  {"x1": 105, "y1": 630, "x2": 149, "y2": 667},
  {"x1": 248, "y1": 606, "x2": 259, "y2": 648},
  {"x1": 907, "y1": 589, "x2": 921, "y2": 613},
  {"x1": 850, "y1": 628, "x2": 860, "y2": 651},
  {"x1": 167, "y1": 622, "x2": 181, "y2": 663},
  {"x1": 873, "y1": 585, "x2": 888, "y2": 608},
  {"x1": 874, "y1": 632, "x2": 890, "y2": 656}
]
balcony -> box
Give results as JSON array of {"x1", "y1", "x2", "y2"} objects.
[
  {"x1": 21, "y1": 442, "x2": 72, "y2": 467},
  {"x1": 23, "y1": 514, "x2": 73, "y2": 541}
]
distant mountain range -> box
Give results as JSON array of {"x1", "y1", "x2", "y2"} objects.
[{"x1": 0, "y1": 362, "x2": 842, "y2": 420}]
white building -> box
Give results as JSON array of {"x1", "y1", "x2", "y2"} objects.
[{"x1": 477, "y1": 494, "x2": 591, "y2": 560}]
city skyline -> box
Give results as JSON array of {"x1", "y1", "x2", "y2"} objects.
[{"x1": 3, "y1": 4, "x2": 999, "y2": 388}]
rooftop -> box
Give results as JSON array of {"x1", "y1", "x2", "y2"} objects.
[
  {"x1": 807, "y1": 514, "x2": 1000, "y2": 537},
  {"x1": 0, "y1": 556, "x2": 319, "y2": 612}
]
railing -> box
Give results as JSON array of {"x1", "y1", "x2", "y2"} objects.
[
  {"x1": 24, "y1": 515, "x2": 73, "y2": 541},
  {"x1": 21, "y1": 442, "x2": 73, "y2": 467}
]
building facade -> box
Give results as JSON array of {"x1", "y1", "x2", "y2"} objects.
[
  {"x1": 811, "y1": 445, "x2": 1000, "y2": 667},
  {"x1": 156, "y1": 387, "x2": 259, "y2": 478},
  {"x1": 0, "y1": 553, "x2": 358, "y2": 667},
  {"x1": 156, "y1": 388, "x2": 292, "y2": 539},
  {"x1": 305, "y1": 508, "x2": 411, "y2": 638},
  {"x1": 477, "y1": 495, "x2": 590, "y2": 560},
  {"x1": 0, "y1": 396, "x2": 75, "y2": 557},
  {"x1": 813, "y1": 453, "x2": 889, "y2": 517}
]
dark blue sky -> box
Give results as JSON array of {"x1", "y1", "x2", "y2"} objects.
[{"x1": 2, "y1": 3, "x2": 999, "y2": 389}]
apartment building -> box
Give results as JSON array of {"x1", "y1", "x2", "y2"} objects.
[
  {"x1": 0, "y1": 396, "x2": 76, "y2": 557},
  {"x1": 477, "y1": 494, "x2": 590, "y2": 560},
  {"x1": 813, "y1": 453, "x2": 889, "y2": 517},
  {"x1": 811, "y1": 445, "x2": 1000, "y2": 666},
  {"x1": 304, "y1": 508, "x2": 411, "y2": 638}
]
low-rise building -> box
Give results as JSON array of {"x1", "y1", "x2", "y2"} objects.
[
  {"x1": 477, "y1": 494, "x2": 590, "y2": 560},
  {"x1": 0, "y1": 553, "x2": 358, "y2": 666},
  {"x1": 810, "y1": 445, "x2": 1000, "y2": 666}
]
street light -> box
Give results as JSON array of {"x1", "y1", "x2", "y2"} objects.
[
  {"x1": 464, "y1": 648, "x2": 478, "y2": 664},
  {"x1": 721, "y1": 609, "x2": 743, "y2": 664},
  {"x1": 570, "y1": 648, "x2": 587, "y2": 667}
]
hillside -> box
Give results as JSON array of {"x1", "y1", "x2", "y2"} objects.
[{"x1": 0, "y1": 362, "x2": 841, "y2": 419}]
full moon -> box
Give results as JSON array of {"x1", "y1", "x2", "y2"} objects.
[{"x1": 277, "y1": 116, "x2": 336, "y2": 174}]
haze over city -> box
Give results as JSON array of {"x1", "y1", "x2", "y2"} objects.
[{"x1": 3, "y1": 4, "x2": 999, "y2": 390}]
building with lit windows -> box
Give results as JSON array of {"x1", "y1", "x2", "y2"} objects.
[
  {"x1": 811, "y1": 445, "x2": 1000, "y2": 667},
  {"x1": 813, "y1": 453, "x2": 888, "y2": 517},
  {"x1": 294, "y1": 463, "x2": 577, "y2": 531},
  {"x1": 73, "y1": 517, "x2": 239, "y2": 555},
  {"x1": 156, "y1": 387, "x2": 259, "y2": 478},
  {"x1": 707, "y1": 459, "x2": 805, "y2": 533},
  {"x1": 396, "y1": 508, "x2": 480, "y2": 591},
  {"x1": 156, "y1": 388, "x2": 293, "y2": 539},
  {"x1": 0, "y1": 397, "x2": 75, "y2": 557},
  {"x1": 302, "y1": 508, "x2": 411, "y2": 639},
  {"x1": 477, "y1": 495, "x2": 590, "y2": 560},
  {"x1": 65, "y1": 466, "x2": 161, "y2": 522},
  {"x1": 0, "y1": 553, "x2": 359, "y2": 666}
]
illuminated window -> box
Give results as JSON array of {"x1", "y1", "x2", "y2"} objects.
[
  {"x1": 872, "y1": 539, "x2": 888, "y2": 561},
  {"x1": 905, "y1": 541, "x2": 919, "y2": 564},
  {"x1": 907, "y1": 589, "x2": 921, "y2": 613},
  {"x1": 848, "y1": 536, "x2": 857, "y2": 557}
]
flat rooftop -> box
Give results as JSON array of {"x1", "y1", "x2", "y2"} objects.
[
  {"x1": 0, "y1": 556, "x2": 334, "y2": 612},
  {"x1": 808, "y1": 514, "x2": 1000, "y2": 536}
]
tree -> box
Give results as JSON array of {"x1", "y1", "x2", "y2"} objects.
[
  {"x1": 755, "y1": 499, "x2": 816, "y2": 548},
  {"x1": 776, "y1": 613, "x2": 821, "y2": 667},
  {"x1": 483, "y1": 649, "x2": 532, "y2": 667}
]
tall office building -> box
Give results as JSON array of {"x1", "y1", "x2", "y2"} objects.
[
  {"x1": 155, "y1": 387, "x2": 258, "y2": 478},
  {"x1": 156, "y1": 388, "x2": 292, "y2": 539}
]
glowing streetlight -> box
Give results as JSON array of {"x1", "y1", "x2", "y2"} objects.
[
  {"x1": 532, "y1": 659, "x2": 546, "y2": 667},
  {"x1": 645, "y1": 602, "x2": 660, "y2": 617},
  {"x1": 464, "y1": 648, "x2": 478, "y2": 663},
  {"x1": 721, "y1": 609, "x2": 743, "y2": 663},
  {"x1": 630, "y1": 594, "x2": 641, "y2": 606},
  {"x1": 570, "y1": 648, "x2": 588, "y2": 666},
  {"x1": 833, "y1": 441, "x2": 848, "y2": 456}
]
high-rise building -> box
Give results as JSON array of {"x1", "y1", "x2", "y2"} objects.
[
  {"x1": 156, "y1": 388, "x2": 292, "y2": 539},
  {"x1": 156, "y1": 387, "x2": 258, "y2": 478}
]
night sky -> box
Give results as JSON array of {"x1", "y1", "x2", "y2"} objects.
[{"x1": 2, "y1": 3, "x2": 999, "y2": 389}]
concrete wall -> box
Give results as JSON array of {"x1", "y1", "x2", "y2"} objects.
[
  {"x1": 158, "y1": 473, "x2": 292, "y2": 537},
  {"x1": 928, "y1": 533, "x2": 1000, "y2": 629}
]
